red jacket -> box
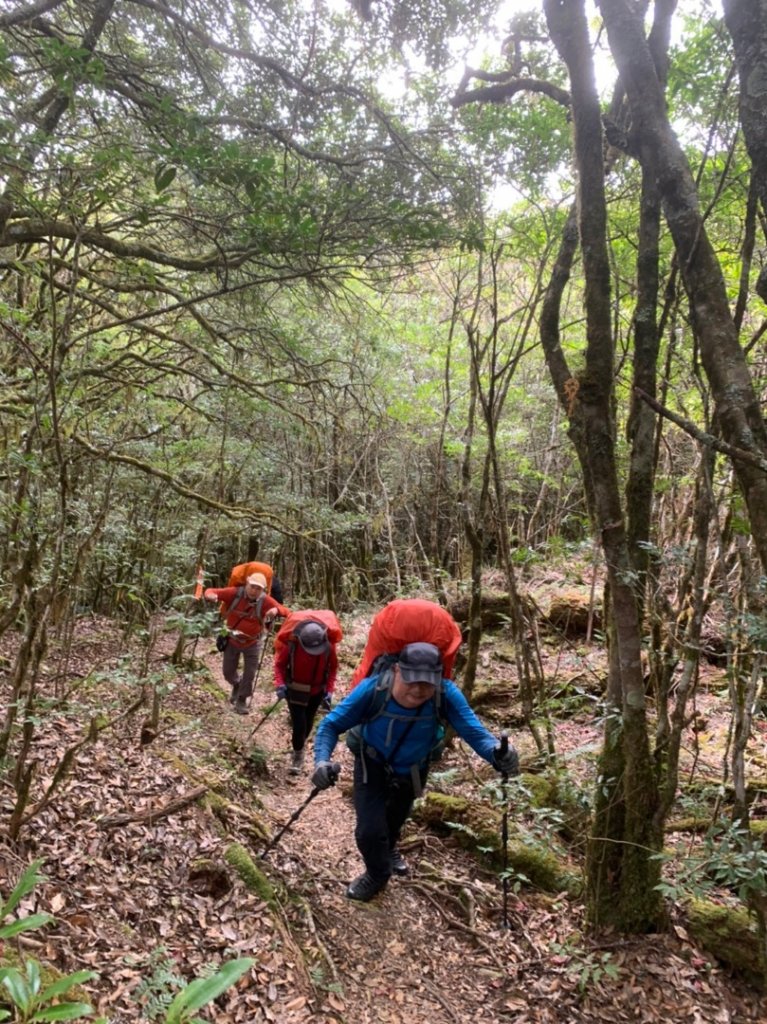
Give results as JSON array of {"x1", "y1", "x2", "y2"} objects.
[
  {"x1": 273, "y1": 610, "x2": 342, "y2": 696},
  {"x1": 274, "y1": 642, "x2": 338, "y2": 696},
  {"x1": 208, "y1": 586, "x2": 289, "y2": 648}
]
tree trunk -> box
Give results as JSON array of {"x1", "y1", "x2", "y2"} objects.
[
  {"x1": 545, "y1": 0, "x2": 662, "y2": 931},
  {"x1": 600, "y1": 0, "x2": 767, "y2": 575}
]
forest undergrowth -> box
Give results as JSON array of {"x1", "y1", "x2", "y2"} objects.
[{"x1": 0, "y1": 609, "x2": 764, "y2": 1024}]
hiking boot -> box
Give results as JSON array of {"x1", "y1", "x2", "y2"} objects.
[
  {"x1": 289, "y1": 749, "x2": 305, "y2": 775},
  {"x1": 390, "y1": 849, "x2": 408, "y2": 876},
  {"x1": 234, "y1": 700, "x2": 249, "y2": 716},
  {"x1": 346, "y1": 872, "x2": 387, "y2": 903}
]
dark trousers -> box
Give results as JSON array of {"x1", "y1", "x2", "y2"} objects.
[
  {"x1": 352, "y1": 755, "x2": 427, "y2": 882},
  {"x1": 287, "y1": 692, "x2": 323, "y2": 751}
]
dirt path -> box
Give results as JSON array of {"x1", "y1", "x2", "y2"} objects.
[
  {"x1": 212, "y1": 648, "x2": 766, "y2": 1024},
  {"x1": 3, "y1": 616, "x2": 763, "y2": 1024}
]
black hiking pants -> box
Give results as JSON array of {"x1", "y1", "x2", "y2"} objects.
[
  {"x1": 287, "y1": 692, "x2": 323, "y2": 752},
  {"x1": 352, "y1": 755, "x2": 428, "y2": 882}
]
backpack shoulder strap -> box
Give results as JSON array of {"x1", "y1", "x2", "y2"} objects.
[{"x1": 365, "y1": 668, "x2": 394, "y2": 721}]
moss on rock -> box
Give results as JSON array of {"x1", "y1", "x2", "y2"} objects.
[
  {"x1": 687, "y1": 898, "x2": 765, "y2": 988},
  {"x1": 225, "y1": 843, "x2": 276, "y2": 906}
]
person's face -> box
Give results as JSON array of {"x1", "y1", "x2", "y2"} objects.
[
  {"x1": 391, "y1": 666, "x2": 436, "y2": 708},
  {"x1": 245, "y1": 582, "x2": 264, "y2": 600}
]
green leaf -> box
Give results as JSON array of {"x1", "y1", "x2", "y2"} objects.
[
  {"x1": 40, "y1": 971, "x2": 98, "y2": 1002},
  {"x1": 154, "y1": 164, "x2": 177, "y2": 193},
  {"x1": 30, "y1": 1002, "x2": 94, "y2": 1021},
  {"x1": 0, "y1": 968, "x2": 31, "y2": 1013},
  {"x1": 1, "y1": 859, "x2": 46, "y2": 917},
  {"x1": 26, "y1": 958, "x2": 41, "y2": 996},
  {"x1": 164, "y1": 959, "x2": 254, "y2": 1022},
  {"x1": 0, "y1": 913, "x2": 54, "y2": 938}
]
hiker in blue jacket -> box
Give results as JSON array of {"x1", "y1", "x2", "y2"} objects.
[{"x1": 312, "y1": 641, "x2": 519, "y2": 902}]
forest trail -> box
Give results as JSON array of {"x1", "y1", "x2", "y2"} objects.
[
  {"x1": 216, "y1": 641, "x2": 523, "y2": 1024},
  {"x1": 3, "y1": 617, "x2": 764, "y2": 1024},
  {"x1": 200, "y1": 633, "x2": 766, "y2": 1024}
]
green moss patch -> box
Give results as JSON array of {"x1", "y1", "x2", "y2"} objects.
[{"x1": 414, "y1": 792, "x2": 582, "y2": 896}]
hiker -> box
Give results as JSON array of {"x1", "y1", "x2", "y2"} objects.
[
  {"x1": 270, "y1": 575, "x2": 285, "y2": 605},
  {"x1": 312, "y1": 640, "x2": 519, "y2": 902},
  {"x1": 204, "y1": 573, "x2": 289, "y2": 715},
  {"x1": 273, "y1": 611, "x2": 342, "y2": 775}
]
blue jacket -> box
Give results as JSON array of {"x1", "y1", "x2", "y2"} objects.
[{"x1": 313, "y1": 674, "x2": 498, "y2": 776}]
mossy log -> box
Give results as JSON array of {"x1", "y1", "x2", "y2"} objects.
[
  {"x1": 448, "y1": 594, "x2": 529, "y2": 629},
  {"x1": 202, "y1": 792, "x2": 269, "y2": 840},
  {"x1": 414, "y1": 791, "x2": 582, "y2": 896},
  {"x1": 687, "y1": 898, "x2": 766, "y2": 989},
  {"x1": 545, "y1": 590, "x2": 601, "y2": 635},
  {"x1": 225, "y1": 843, "x2": 277, "y2": 907}
]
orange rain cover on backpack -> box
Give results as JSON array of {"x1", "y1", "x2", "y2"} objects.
[
  {"x1": 274, "y1": 609, "x2": 343, "y2": 657},
  {"x1": 227, "y1": 561, "x2": 274, "y2": 593},
  {"x1": 350, "y1": 598, "x2": 462, "y2": 687}
]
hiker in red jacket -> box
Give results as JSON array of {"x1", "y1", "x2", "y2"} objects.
[
  {"x1": 204, "y1": 573, "x2": 289, "y2": 715},
  {"x1": 273, "y1": 611, "x2": 342, "y2": 774}
]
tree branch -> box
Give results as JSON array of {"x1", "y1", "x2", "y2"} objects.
[{"x1": 633, "y1": 387, "x2": 767, "y2": 474}]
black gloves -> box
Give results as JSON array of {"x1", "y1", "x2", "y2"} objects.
[
  {"x1": 492, "y1": 744, "x2": 520, "y2": 776},
  {"x1": 275, "y1": 685, "x2": 288, "y2": 700},
  {"x1": 311, "y1": 761, "x2": 340, "y2": 790},
  {"x1": 321, "y1": 693, "x2": 332, "y2": 712}
]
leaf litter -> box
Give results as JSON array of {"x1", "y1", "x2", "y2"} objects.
[{"x1": 0, "y1": 614, "x2": 764, "y2": 1023}]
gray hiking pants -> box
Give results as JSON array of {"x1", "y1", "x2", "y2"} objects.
[{"x1": 222, "y1": 638, "x2": 263, "y2": 700}]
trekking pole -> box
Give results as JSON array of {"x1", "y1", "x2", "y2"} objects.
[
  {"x1": 499, "y1": 730, "x2": 511, "y2": 930},
  {"x1": 260, "y1": 763, "x2": 340, "y2": 860},
  {"x1": 247, "y1": 622, "x2": 275, "y2": 707},
  {"x1": 247, "y1": 694, "x2": 284, "y2": 740}
]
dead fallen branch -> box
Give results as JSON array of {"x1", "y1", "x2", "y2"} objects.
[{"x1": 97, "y1": 784, "x2": 208, "y2": 829}]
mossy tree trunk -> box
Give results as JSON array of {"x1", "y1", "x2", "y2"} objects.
[{"x1": 544, "y1": 0, "x2": 663, "y2": 932}]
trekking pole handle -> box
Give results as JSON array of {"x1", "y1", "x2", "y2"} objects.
[
  {"x1": 328, "y1": 762, "x2": 341, "y2": 785},
  {"x1": 499, "y1": 731, "x2": 509, "y2": 756}
]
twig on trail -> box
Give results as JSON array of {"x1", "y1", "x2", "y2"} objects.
[
  {"x1": 411, "y1": 978, "x2": 462, "y2": 1024},
  {"x1": 422, "y1": 865, "x2": 536, "y2": 950},
  {"x1": 408, "y1": 876, "x2": 470, "y2": 920},
  {"x1": 406, "y1": 881, "x2": 507, "y2": 970},
  {"x1": 97, "y1": 785, "x2": 208, "y2": 829},
  {"x1": 269, "y1": 910, "x2": 315, "y2": 992},
  {"x1": 295, "y1": 896, "x2": 341, "y2": 987}
]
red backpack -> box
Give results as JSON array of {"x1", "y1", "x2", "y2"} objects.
[
  {"x1": 227, "y1": 561, "x2": 274, "y2": 592},
  {"x1": 350, "y1": 599, "x2": 462, "y2": 687}
]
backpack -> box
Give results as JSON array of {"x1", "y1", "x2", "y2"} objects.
[
  {"x1": 226, "y1": 586, "x2": 265, "y2": 630},
  {"x1": 227, "y1": 561, "x2": 274, "y2": 593},
  {"x1": 275, "y1": 610, "x2": 343, "y2": 706},
  {"x1": 350, "y1": 599, "x2": 462, "y2": 689},
  {"x1": 345, "y1": 666, "x2": 449, "y2": 766}
]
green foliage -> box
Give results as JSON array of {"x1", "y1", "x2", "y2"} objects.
[
  {"x1": 0, "y1": 861, "x2": 98, "y2": 1023},
  {"x1": 163, "y1": 958, "x2": 253, "y2": 1024},
  {"x1": 549, "y1": 939, "x2": 620, "y2": 995},
  {"x1": 655, "y1": 822, "x2": 767, "y2": 908},
  {"x1": 0, "y1": 862, "x2": 52, "y2": 940},
  {"x1": 132, "y1": 948, "x2": 253, "y2": 1024},
  {"x1": 131, "y1": 949, "x2": 185, "y2": 1021},
  {"x1": 0, "y1": 962, "x2": 97, "y2": 1024}
]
